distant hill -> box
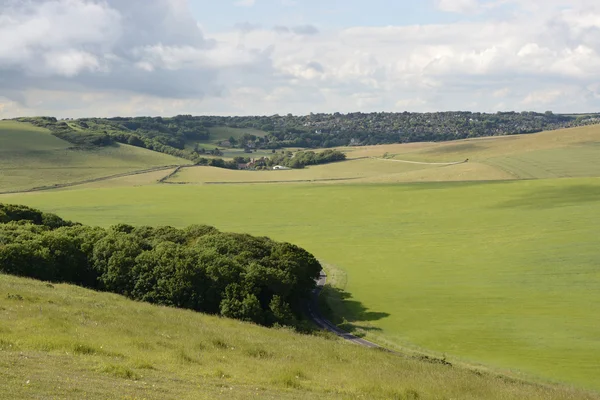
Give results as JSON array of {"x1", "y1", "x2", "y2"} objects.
[
  {"x1": 342, "y1": 123, "x2": 600, "y2": 182},
  {"x1": 161, "y1": 124, "x2": 600, "y2": 185},
  {"x1": 0, "y1": 120, "x2": 190, "y2": 193},
  {"x1": 13, "y1": 112, "x2": 600, "y2": 163}
]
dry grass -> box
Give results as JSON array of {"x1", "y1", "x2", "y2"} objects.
[{"x1": 167, "y1": 159, "x2": 437, "y2": 184}]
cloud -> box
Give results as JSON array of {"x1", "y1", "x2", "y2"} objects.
[
  {"x1": 273, "y1": 25, "x2": 320, "y2": 36},
  {"x1": 2, "y1": 0, "x2": 600, "y2": 117},
  {"x1": 291, "y1": 25, "x2": 320, "y2": 35},
  {"x1": 0, "y1": 0, "x2": 273, "y2": 111},
  {"x1": 435, "y1": 0, "x2": 480, "y2": 14}
]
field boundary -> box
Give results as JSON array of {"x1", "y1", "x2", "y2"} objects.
[
  {"x1": 162, "y1": 177, "x2": 363, "y2": 185},
  {"x1": 0, "y1": 165, "x2": 181, "y2": 195}
]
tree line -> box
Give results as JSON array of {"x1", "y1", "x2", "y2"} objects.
[
  {"x1": 0, "y1": 204, "x2": 321, "y2": 329},
  {"x1": 17, "y1": 111, "x2": 600, "y2": 162}
]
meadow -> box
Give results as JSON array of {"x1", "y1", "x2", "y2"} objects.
[
  {"x1": 2, "y1": 122, "x2": 600, "y2": 395},
  {"x1": 1, "y1": 273, "x2": 597, "y2": 400},
  {"x1": 0, "y1": 121, "x2": 189, "y2": 192},
  {"x1": 341, "y1": 124, "x2": 600, "y2": 180},
  {"x1": 164, "y1": 124, "x2": 600, "y2": 185},
  {"x1": 3, "y1": 177, "x2": 600, "y2": 391}
]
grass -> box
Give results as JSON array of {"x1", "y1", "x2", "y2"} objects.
[
  {"x1": 3, "y1": 123, "x2": 600, "y2": 395},
  {"x1": 166, "y1": 158, "x2": 437, "y2": 184},
  {"x1": 2, "y1": 178, "x2": 600, "y2": 391},
  {"x1": 1, "y1": 274, "x2": 597, "y2": 400},
  {"x1": 0, "y1": 121, "x2": 190, "y2": 192},
  {"x1": 167, "y1": 125, "x2": 600, "y2": 184},
  {"x1": 339, "y1": 124, "x2": 600, "y2": 180}
]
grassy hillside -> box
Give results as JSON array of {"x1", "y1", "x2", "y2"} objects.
[
  {"x1": 0, "y1": 121, "x2": 190, "y2": 192},
  {"x1": 3, "y1": 178, "x2": 599, "y2": 390},
  {"x1": 161, "y1": 125, "x2": 600, "y2": 185},
  {"x1": 1, "y1": 274, "x2": 597, "y2": 400},
  {"x1": 0, "y1": 120, "x2": 70, "y2": 151},
  {"x1": 341, "y1": 124, "x2": 600, "y2": 181}
]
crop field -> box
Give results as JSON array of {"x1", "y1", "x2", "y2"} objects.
[
  {"x1": 3, "y1": 275, "x2": 594, "y2": 400},
  {"x1": 3, "y1": 177, "x2": 600, "y2": 391},
  {"x1": 0, "y1": 121, "x2": 190, "y2": 192}
]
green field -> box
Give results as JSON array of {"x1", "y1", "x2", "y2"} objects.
[
  {"x1": 3, "y1": 275, "x2": 594, "y2": 400},
  {"x1": 0, "y1": 121, "x2": 190, "y2": 192},
  {"x1": 3, "y1": 177, "x2": 599, "y2": 391},
  {"x1": 2, "y1": 123, "x2": 600, "y2": 395}
]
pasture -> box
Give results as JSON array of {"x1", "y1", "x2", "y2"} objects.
[
  {"x1": 3, "y1": 275, "x2": 594, "y2": 400},
  {"x1": 166, "y1": 158, "x2": 439, "y2": 184},
  {"x1": 341, "y1": 124, "x2": 600, "y2": 180},
  {"x1": 0, "y1": 121, "x2": 190, "y2": 192},
  {"x1": 3, "y1": 177, "x2": 600, "y2": 390}
]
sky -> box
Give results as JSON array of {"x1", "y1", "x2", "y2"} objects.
[{"x1": 1, "y1": 0, "x2": 599, "y2": 118}]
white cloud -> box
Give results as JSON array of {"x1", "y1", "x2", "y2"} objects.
[
  {"x1": 435, "y1": 0, "x2": 480, "y2": 14},
  {"x1": 1, "y1": 0, "x2": 600, "y2": 117}
]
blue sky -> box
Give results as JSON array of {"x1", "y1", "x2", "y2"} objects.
[
  {"x1": 0, "y1": 0, "x2": 599, "y2": 117},
  {"x1": 190, "y1": 1, "x2": 459, "y2": 31}
]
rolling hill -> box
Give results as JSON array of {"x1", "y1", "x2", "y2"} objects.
[
  {"x1": 3, "y1": 177, "x2": 600, "y2": 391},
  {"x1": 340, "y1": 124, "x2": 600, "y2": 182},
  {"x1": 0, "y1": 121, "x2": 191, "y2": 193},
  {"x1": 152, "y1": 124, "x2": 600, "y2": 185},
  {"x1": 2, "y1": 122, "x2": 600, "y2": 396}
]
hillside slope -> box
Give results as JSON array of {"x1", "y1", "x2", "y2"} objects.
[
  {"x1": 1, "y1": 274, "x2": 596, "y2": 400},
  {"x1": 340, "y1": 124, "x2": 600, "y2": 182},
  {"x1": 0, "y1": 121, "x2": 190, "y2": 192},
  {"x1": 3, "y1": 178, "x2": 600, "y2": 390}
]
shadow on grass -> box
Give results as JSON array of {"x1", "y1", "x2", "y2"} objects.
[
  {"x1": 318, "y1": 286, "x2": 389, "y2": 337},
  {"x1": 495, "y1": 184, "x2": 600, "y2": 209}
]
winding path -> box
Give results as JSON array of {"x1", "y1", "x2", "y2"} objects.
[{"x1": 307, "y1": 271, "x2": 382, "y2": 349}]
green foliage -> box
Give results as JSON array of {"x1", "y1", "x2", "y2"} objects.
[
  {"x1": 82, "y1": 112, "x2": 600, "y2": 149},
  {"x1": 267, "y1": 149, "x2": 347, "y2": 169},
  {"x1": 14, "y1": 111, "x2": 600, "y2": 162},
  {"x1": 17, "y1": 117, "x2": 114, "y2": 148},
  {"x1": 0, "y1": 203, "x2": 74, "y2": 228},
  {"x1": 0, "y1": 204, "x2": 321, "y2": 328}
]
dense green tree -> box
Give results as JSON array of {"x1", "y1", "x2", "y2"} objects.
[{"x1": 0, "y1": 204, "x2": 321, "y2": 329}]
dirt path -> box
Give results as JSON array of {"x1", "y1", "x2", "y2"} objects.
[
  {"x1": 373, "y1": 157, "x2": 467, "y2": 166},
  {"x1": 307, "y1": 271, "x2": 382, "y2": 349}
]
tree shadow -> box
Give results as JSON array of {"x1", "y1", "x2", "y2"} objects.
[{"x1": 318, "y1": 285, "x2": 390, "y2": 336}]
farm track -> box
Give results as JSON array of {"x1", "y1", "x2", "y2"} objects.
[
  {"x1": 0, "y1": 165, "x2": 180, "y2": 195},
  {"x1": 373, "y1": 157, "x2": 467, "y2": 166}
]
